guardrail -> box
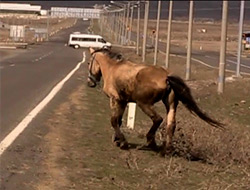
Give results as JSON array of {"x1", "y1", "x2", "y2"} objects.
[{"x1": 0, "y1": 42, "x2": 28, "y2": 49}]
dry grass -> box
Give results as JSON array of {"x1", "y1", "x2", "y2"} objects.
[
  {"x1": 26, "y1": 19, "x2": 250, "y2": 190},
  {"x1": 131, "y1": 19, "x2": 250, "y2": 55},
  {"x1": 31, "y1": 46, "x2": 250, "y2": 189}
]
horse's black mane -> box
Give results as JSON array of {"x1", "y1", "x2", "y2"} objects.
[{"x1": 92, "y1": 48, "x2": 123, "y2": 61}]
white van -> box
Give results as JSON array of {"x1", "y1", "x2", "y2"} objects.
[{"x1": 68, "y1": 33, "x2": 111, "y2": 49}]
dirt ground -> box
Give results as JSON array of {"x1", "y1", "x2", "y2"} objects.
[
  {"x1": 132, "y1": 19, "x2": 250, "y2": 56},
  {"x1": 26, "y1": 44, "x2": 250, "y2": 190}
]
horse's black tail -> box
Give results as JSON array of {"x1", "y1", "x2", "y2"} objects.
[{"x1": 167, "y1": 75, "x2": 224, "y2": 129}]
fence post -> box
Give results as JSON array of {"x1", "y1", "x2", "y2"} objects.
[
  {"x1": 153, "y1": 0, "x2": 161, "y2": 65},
  {"x1": 218, "y1": 1, "x2": 228, "y2": 94},
  {"x1": 236, "y1": 0, "x2": 245, "y2": 77},
  {"x1": 46, "y1": 10, "x2": 50, "y2": 41},
  {"x1": 125, "y1": 2, "x2": 131, "y2": 45},
  {"x1": 118, "y1": 11, "x2": 123, "y2": 44},
  {"x1": 165, "y1": 0, "x2": 173, "y2": 68},
  {"x1": 121, "y1": 7, "x2": 126, "y2": 45},
  {"x1": 136, "y1": 3, "x2": 141, "y2": 55},
  {"x1": 185, "y1": 0, "x2": 194, "y2": 80},
  {"x1": 142, "y1": 1, "x2": 149, "y2": 62},
  {"x1": 128, "y1": 5, "x2": 134, "y2": 45}
]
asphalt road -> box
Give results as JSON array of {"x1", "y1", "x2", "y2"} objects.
[
  {"x1": 130, "y1": 31, "x2": 250, "y2": 75},
  {"x1": 157, "y1": 40, "x2": 250, "y2": 74},
  {"x1": 0, "y1": 20, "x2": 87, "y2": 142}
]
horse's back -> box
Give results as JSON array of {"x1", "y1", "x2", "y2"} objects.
[
  {"x1": 132, "y1": 66, "x2": 169, "y2": 104},
  {"x1": 136, "y1": 66, "x2": 169, "y2": 87},
  {"x1": 109, "y1": 61, "x2": 169, "y2": 103}
]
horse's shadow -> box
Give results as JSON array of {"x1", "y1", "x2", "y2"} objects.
[{"x1": 126, "y1": 142, "x2": 208, "y2": 163}]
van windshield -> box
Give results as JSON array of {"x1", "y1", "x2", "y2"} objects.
[{"x1": 98, "y1": 38, "x2": 106, "y2": 43}]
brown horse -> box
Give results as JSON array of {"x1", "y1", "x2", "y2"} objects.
[{"x1": 87, "y1": 47, "x2": 224, "y2": 155}]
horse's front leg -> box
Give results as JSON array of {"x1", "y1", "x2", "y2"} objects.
[{"x1": 110, "y1": 97, "x2": 128, "y2": 149}]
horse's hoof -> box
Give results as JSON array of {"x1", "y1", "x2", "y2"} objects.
[
  {"x1": 159, "y1": 146, "x2": 174, "y2": 157},
  {"x1": 112, "y1": 134, "x2": 120, "y2": 147},
  {"x1": 137, "y1": 141, "x2": 158, "y2": 151},
  {"x1": 120, "y1": 141, "x2": 129, "y2": 150},
  {"x1": 147, "y1": 141, "x2": 158, "y2": 151},
  {"x1": 114, "y1": 141, "x2": 121, "y2": 147},
  {"x1": 160, "y1": 150, "x2": 166, "y2": 157}
]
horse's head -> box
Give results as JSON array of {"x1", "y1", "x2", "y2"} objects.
[{"x1": 87, "y1": 47, "x2": 102, "y2": 87}]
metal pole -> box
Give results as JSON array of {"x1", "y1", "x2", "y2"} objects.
[
  {"x1": 218, "y1": 1, "x2": 228, "y2": 94},
  {"x1": 113, "y1": 13, "x2": 115, "y2": 38},
  {"x1": 117, "y1": 11, "x2": 122, "y2": 43},
  {"x1": 142, "y1": 1, "x2": 149, "y2": 62},
  {"x1": 125, "y1": 2, "x2": 131, "y2": 45},
  {"x1": 46, "y1": 10, "x2": 50, "y2": 41},
  {"x1": 165, "y1": 0, "x2": 173, "y2": 68},
  {"x1": 128, "y1": 5, "x2": 134, "y2": 45},
  {"x1": 119, "y1": 11, "x2": 123, "y2": 44},
  {"x1": 153, "y1": 0, "x2": 161, "y2": 65},
  {"x1": 100, "y1": 12, "x2": 104, "y2": 35},
  {"x1": 136, "y1": 3, "x2": 141, "y2": 55},
  {"x1": 185, "y1": 0, "x2": 194, "y2": 80},
  {"x1": 121, "y1": 7, "x2": 126, "y2": 45},
  {"x1": 117, "y1": 11, "x2": 121, "y2": 43},
  {"x1": 236, "y1": 0, "x2": 245, "y2": 77}
]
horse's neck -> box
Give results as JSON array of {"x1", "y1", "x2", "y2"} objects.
[{"x1": 99, "y1": 59, "x2": 115, "y2": 81}]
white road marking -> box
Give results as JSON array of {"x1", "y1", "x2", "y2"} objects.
[
  {"x1": 158, "y1": 50, "x2": 250, "y2": 76},
  {"x1": 227, "y1": 59, "x2": 250, "y2": 69},
  {"x1": 0, "y1": 51, "x2": 86, "y2": 156},
  {"x1": 32, "y1": 51, "x2": 54, "y2": 63}
]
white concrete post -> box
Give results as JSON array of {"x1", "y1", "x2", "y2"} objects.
[{"x1": 127, "y1": 103, "x2": 137, "y2": 129}]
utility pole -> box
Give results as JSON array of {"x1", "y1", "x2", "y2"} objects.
[
  {"x1": 236, "y1": 0, "x2": 245, "y2": 77},
  {"x1": 136, "y1": 3, "x2": 141, "y2": 55},
  {"x1": 153, "y1": 0, "x2": 161, "y2": 65},
  {"x1": 165, "y1": 1, "x2": 173, "y2": 68},
  {"x1": 142, "y1": 1, "x2": 149, "y2": 62},
  {"x1": 185, "y1": 0, "x2": 194, "y2": 80},
  {"x1": 218, "y1": 1, "x2": 228, "y2": 94}
]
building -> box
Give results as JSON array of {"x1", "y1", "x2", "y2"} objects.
[{"x1": 0, "y1": 3, "x2": 41, "y2": 15}]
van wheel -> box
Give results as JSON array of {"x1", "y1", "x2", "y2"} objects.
[
  {"x1": 74, "y1": 45, "x2": 80, "y2": 49},
  {"x1": 103, "y1": 45, "x2": 110, "y2": 50}
]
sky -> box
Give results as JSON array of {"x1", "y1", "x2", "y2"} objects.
[{"x1": 2, "y1": 1, "x2": 250, "y2": 21}]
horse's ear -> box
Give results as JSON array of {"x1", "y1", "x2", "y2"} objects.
[{"x1": 89, "y1": 47, "x2": 95, "y2": 54}]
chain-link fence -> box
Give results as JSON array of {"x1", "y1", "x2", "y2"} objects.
[{"x1": 100, "y1": 1, "x2": 250, "y2": 55}]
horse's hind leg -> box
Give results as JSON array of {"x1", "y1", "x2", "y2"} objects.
[
  {"x1": 110, "y1": 97, "x2": 128, "y2": 149},
  {"x1": 138, "y1": 103, "x2": 163, "y2": 150},
  {"x1": 162, "y1": 90, "x2": 178, "y2": 155}
]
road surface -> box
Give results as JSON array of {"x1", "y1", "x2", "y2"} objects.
[
  {"x1": 129, "y1": 31, "x2": 250, "y2": 75},
  {"x1": 0, "y1": 20, "x2": 87, "y2": 142}
]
